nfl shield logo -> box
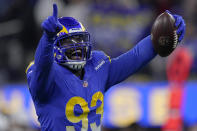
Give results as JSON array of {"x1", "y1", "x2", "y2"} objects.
[{"x1": 83, "y1": 81, "x2": 88, "y2": 87}]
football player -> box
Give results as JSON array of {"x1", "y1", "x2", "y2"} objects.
[{"x1": 26, "y1": 3, "x2": 185, "y2": 131}]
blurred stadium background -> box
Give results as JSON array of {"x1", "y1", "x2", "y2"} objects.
[{"x1": 0, "y1": 0, "x2": 197, "y2": 130}]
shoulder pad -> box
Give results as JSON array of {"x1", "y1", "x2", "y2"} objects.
[{"x1": 91, "y1": 51, "x2": 111, "y2": 65}]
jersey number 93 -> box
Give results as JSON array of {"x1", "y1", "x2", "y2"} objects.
[{"x1": 65, "y1": 91, "x2": 104, "y2": 131}]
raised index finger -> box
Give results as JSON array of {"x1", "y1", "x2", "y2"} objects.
[{"x1": 53, "y1": 3, "x2": 58, "y2": 20}]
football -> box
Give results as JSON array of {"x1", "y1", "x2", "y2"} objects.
[{"x1": 151, "y1": 12, "x2": 178, "y2": 57}]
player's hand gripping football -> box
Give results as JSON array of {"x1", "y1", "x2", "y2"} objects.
[
  {"x1": 41, "y1": 3, "x2": 63, "y2": 39},
  {"x1": 166, "y1": 10, "x2": 186, "y2": 42}
]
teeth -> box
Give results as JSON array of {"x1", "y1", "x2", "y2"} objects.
[{"x1": 71, "y1": 50, "x2": 81, "y2": 55}]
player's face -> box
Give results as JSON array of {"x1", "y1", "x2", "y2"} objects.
[{"x1": 59, "y1": 34, "x2": 89, "y2": 60}]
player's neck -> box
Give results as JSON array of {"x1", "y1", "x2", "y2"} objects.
[{"x1": 70, "y1": 68, "x2": 85, "y2": 80}]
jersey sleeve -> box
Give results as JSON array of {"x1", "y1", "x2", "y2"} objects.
[
  {"x1": 106, "y1": 35, "x2": 157, "y2": 89},
  {"x1": 26, "y1": 34, "x2": 55, "y2": 101},
  {"x1": 34, "y1": 33, "x2": 54, "y2": 70}
]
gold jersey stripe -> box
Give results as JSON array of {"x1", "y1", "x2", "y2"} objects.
[
  {"x1": 25, "y1": 61, "x2": 34, "y2": 74},
  {"x1": 106, "y1": 55, "x2": 111, "y2": 63}
]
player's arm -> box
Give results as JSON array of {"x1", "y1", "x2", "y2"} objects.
[
  {"x1": 26, "y1": 4, "x2": 62, "y2": 99},
  {"x1": 106, "y1": 35, "x2": 156, "y2": 88},
  {"x1": 106, "y1": 13, "x2": 185, "y2": 88},
  {"x1": 34, "y1": 3, "x2": 62, "y2": 72}
]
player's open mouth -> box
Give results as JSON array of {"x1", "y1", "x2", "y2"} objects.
[{"x1": 71, "y1": 49, "x2": 82, "y2": 60}]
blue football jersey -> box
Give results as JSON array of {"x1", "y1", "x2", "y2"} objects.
[{"x1": 26, "y1": 35, "x2": 156, "y2": 131}]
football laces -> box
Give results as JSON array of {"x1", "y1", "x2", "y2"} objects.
[{"x1": 173, "y1": 30, "x2": 178, "y2": 49}]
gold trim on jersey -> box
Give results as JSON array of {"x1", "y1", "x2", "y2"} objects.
[{"x1": 25, "y1": 61, "x2": 34, "y2": 74}]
